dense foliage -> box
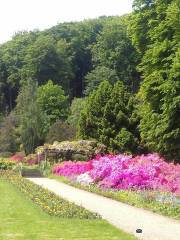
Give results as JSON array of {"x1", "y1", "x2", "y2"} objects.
[
  {"x1": 130, "y1": 0, "x2": 180, "y2": 160},
  {"x1": 46, "y1": 120, "x2": 76, "y2": 144},
  {"x1": 78, "y1": 81, "x2": 139, "y2": 153},
  {"x1": 37, "y1": 80, "x2": 69, "y2": 125},
  {"x1": 91, "y1": 16, "x2": 140, "y2": 93},
  {"x1": 84, "y1": 66, "x2": 119, "y2": 96},
  {"x1": 0, "y1": 112, "x2": 19, "y2": 154},
  {"x1": 67, "y1": 98, "x2": 86, "y2": 129}
]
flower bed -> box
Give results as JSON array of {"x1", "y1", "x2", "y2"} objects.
[
  {"x1": 52, "y1": 153, "x2": 180, "y2": 195},
  {"x1": 51, "y1": 175, "x2": 180, "y2": 220},
  {"x1": 0, "y1": 158, "x2": 17, "y2": 170},
  {"x1": 0, "y1": 171, "x2": 100, "y2": 219}
]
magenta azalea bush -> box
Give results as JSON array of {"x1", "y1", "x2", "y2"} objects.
[
  {"x1": 52, "y1": 161, "x2": 93, "y2": 177},
  {"x1": 52, "y1": 153, "x2": 180, "y2": 195}
]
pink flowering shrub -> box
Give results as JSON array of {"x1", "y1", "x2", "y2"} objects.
[
  {"x1": 52, "y1": 161, "x2": 93, "y2": 177},
  {"x1": 25, "y1": 154, "x2": 44, "y2": 165},
  {"x1": 10, "y1": 153, "x2": 44, "y2": 165},
  {"x1": 53, "y1": 153, "x2": 180, "y2": 195},
  {"x1": 10, "y1": 153, "x2": 24, "y2": 162},
  {"x1": 90, "y1": 154, "x2": 180, "y2": 194}
]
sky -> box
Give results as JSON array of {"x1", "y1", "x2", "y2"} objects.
[{"x1": 0, "y1": 0, "x2": 133, "y2": 44}]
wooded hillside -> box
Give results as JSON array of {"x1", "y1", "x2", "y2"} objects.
[{"x1": 0, "y1": 0, "x2": 179, "y2": 161}]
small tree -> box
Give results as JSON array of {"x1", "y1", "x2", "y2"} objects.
[
  {"x1": 16, "y1": 80, "x2": 46, "y2": 154},
  {"x1": 78, "y1": 80, "x2": 139, "y2": 153},
  {"x1": 0, "y1": 112, "x2": 19, "y2": 154},
  {"x1": 37, "y1": 80, "x2": 69, "y2": 125},
  {"x1": 67, "y1": 98, "x2": 86, "y2": 130},
  {"x1": 100, "y1": 81, "x2": 139, "y2": 153},
  {"x1": 78, "y1": 81, "x2": 112, "y2": 139}
]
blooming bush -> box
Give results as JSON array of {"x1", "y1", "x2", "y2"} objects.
[
  {"x1": 10, "y1": 153, "x2": 24, "y2": 162},
  {"x1": 25, "y1": 154, "x2": 44, "y2": 165},
  {"x1": 10, "y1": 153, "x2": 44, "y2": 165},
  {"x1": 53, "y1": 153, "x2": 180, "y2": 195},
  {"x1": 52, "y1": 161, "x2": 93, "y2": 177}
]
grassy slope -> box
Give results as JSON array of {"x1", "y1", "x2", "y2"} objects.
[{"x1": 0, "y1": 180, "x2": 136, "y2": 240}]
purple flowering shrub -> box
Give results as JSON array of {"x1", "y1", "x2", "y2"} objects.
[{"x1": 52, "y1": 153, "x2": 180, "y2": 195}]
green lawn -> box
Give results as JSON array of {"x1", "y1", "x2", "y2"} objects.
[{"x1": 0, "y1": 180, "x2": 136, "y2": 240}]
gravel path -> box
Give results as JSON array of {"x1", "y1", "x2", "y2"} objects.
[{"x1": 28, "y1": 177, "x2": 180, "y2": 240}]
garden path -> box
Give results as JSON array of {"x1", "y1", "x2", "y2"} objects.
[{"x1": 27, "y1": 177, "x2": 180, "y2": 240}]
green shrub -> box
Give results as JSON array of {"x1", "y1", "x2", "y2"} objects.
[{"x1": 71, "y1": 154, "x2": 89, "y2": 161}]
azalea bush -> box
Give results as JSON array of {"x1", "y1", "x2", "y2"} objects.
[
  {"x1": 10, "y1": 153, "x2": 24, "y2": 162},
  {"x1": 25, "y1": 153, "x2": 44, "y2": 165},
  {"x1": 52, "y1": 161, "x2": 93, "y2": 177},
  {"x1": 10, "y1": 153, "x2": 44, "y2": 166},
  {"x1": 53, "y1": 153, "x2": 180, "y2": 195}
]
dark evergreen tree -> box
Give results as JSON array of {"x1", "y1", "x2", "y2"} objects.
[
  {"x1": 78, "y1": 81, "x2": 112, "y2": 139},
  {"x1": 100, "y1": 82, "x2": 139, "y2": 153},
  {"x1": 78, "y1": 81, "x2": 139, "y2": 153}
]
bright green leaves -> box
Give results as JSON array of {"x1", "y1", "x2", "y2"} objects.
[{"x1": 37, "y1": 80, "x2": 68, "y2": 126}]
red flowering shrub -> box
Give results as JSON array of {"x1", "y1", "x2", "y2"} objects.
[{"x1": 10, "y1": 153, "x2": 24, "y2": 162}]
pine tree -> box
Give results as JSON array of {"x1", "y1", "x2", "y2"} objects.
[
  {"x1": 78, "y1": 81, "x2": 112, "y2": 139},
  {"x1": 78, "y1": 81, "x2": 139, "y2": 153},
  {"x1": 100, "y1": 81, "x2": 139, "y2": 153}
]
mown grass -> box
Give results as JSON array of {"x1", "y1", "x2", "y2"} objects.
[
  {"x1": 51, "y1": 175, "x2": 180, "y2": 220},
  {"x1": 0, "y1": 180, "x2": 136, "y2": 240}
]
